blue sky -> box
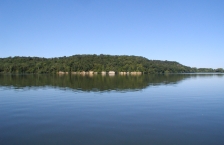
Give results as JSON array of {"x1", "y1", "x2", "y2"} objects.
[{"x1": 0, "y1": 0, "x2": 223, "y2": 68}]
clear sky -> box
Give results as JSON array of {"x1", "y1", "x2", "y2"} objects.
[{"x1": 0, "y1": 0, "x2": 223, "y2": 68}]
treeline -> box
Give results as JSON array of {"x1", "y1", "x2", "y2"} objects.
[
  {"x1": 196, "y1": 68, "x2": 224, "y2": 73},
  {"x1": 0, "y1": 54, "x2": 223, "y2": 74}
]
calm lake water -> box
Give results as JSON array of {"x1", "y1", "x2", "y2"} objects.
[{"x1": 0, "y1": 74, "x2": 224, "y2": 145}]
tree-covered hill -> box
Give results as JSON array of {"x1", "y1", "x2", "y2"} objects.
[{"x1": 0, "y1": 54, "x2": 223, "y2": 74}]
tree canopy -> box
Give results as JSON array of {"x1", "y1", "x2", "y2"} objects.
[{"x1": 0, "y1": 54, "x2": 223, "y2": 74}]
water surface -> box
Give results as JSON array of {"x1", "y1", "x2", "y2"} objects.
[{"x1": 0, "y1": 74, "x2": 224, "y2": 145}]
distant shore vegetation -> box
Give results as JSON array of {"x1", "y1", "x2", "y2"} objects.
[{"x1": 0, "y1": 54, "x2": 223, "y2": 74}]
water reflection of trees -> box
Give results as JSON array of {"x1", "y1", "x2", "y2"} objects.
[{"x1": 0, "y1": 74, "x2": 223, "y2": 92}]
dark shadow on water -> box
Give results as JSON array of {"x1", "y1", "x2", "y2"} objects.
[{"x1": 0, "y1": 73, "x2": 223, "y2": 92}]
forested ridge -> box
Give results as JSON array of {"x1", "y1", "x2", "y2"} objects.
[{"x1": 0, "y1": 54, "x2": 223, "y2": 74}]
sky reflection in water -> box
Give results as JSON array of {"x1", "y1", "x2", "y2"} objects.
[{"x1": 0, "y1": 74, "x2": 224, "y2": 145}]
